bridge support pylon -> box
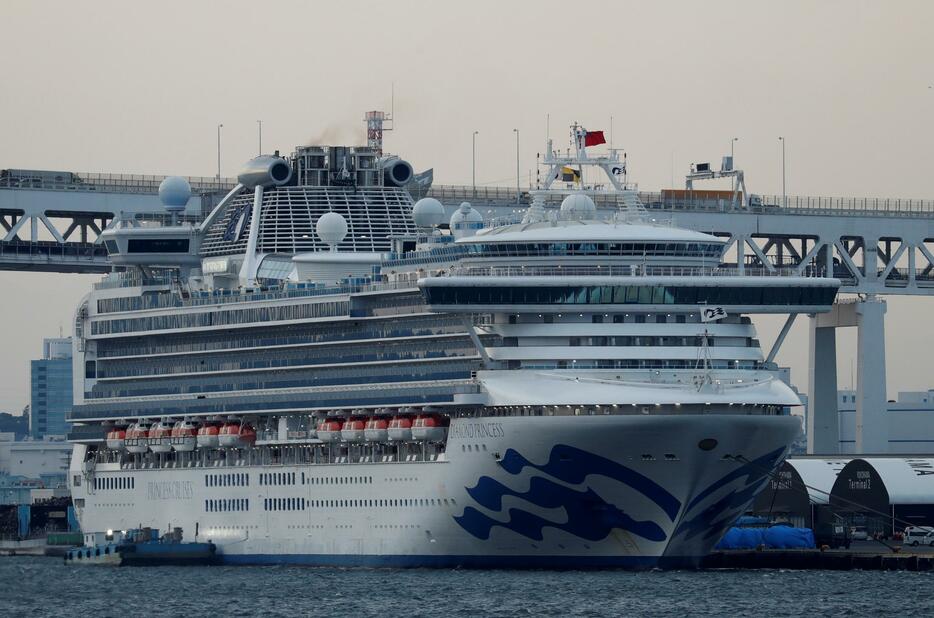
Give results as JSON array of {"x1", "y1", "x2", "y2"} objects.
[{"x1": 806, "y1": 297, "x2": 888, "y2": 454}]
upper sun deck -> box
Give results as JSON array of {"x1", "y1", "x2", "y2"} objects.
[{"x1": 462, "y1": 217, "x2": 722, "y2": 246}]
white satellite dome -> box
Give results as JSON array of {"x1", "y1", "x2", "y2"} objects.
[
  {"x1": 450, "y1": 202, "x2": 483, "y2": 239},
  {"x1": 560, "y1": 193, "x2": 596, "y2": 218},
  {"x1": 158, "y1": 176, "x2": 192, "y2": 213},
  {"x1": 412, "y1": 197, "x2": 445, "y2": 228},
  {"x1": 316, "y1": 211, "x2": 348, "y2": 249}
]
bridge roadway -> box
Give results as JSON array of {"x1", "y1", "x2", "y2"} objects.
[{"x1": 0, "y1": 171, "x2": 232, "y2": 273}]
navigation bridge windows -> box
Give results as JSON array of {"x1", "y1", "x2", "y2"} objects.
[
  {"x1": 423, "y1": 283, "x2": 837, "y2": 309},
  {"x1": 519, "y1": 359, "x2": 759, "y2": 370}
]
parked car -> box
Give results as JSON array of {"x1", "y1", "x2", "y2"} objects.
[
  {"x1": 850, "y1": 526, "x2": 870, "y2": 541},
  {"x1": 904, "y1": 526, "x2": 934, "y2": 547}
]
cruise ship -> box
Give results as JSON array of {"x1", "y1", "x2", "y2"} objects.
[{"x1": 67, "y1": 122, "x2": 840, "y2": 568}]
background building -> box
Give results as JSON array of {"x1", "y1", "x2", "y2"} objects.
[
  {"x1": 796, "y1": 389, "x2": 934, "y2": 455},
  {"x1": 29, "y1": 337, "x2": 72, "y2": 439},
  {"x1": 0, "y1": 432, "x2": 71, "y2": 506},
  {"x1": 837, "y1": 390, "x2": 934, "y2": 454}
]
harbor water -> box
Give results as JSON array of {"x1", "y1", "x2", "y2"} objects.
[{"x1": 2, "y1": 556, "x2": 933, "y2": 617}]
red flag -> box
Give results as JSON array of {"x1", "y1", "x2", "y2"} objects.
[{"x1": 583, "y1": 130, "x2": 606, "y2": 147}]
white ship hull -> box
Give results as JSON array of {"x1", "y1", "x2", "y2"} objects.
[{"x1": 71, "y1": 414, "x2": 799, "y2": 568}]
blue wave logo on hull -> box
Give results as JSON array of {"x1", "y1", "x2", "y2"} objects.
[
  {"x1": 672, "y1": 446, "x2": 786, "y2": 544},
  {"x1": 454, "y1": 444, "x2": 681, "y2": 543}
]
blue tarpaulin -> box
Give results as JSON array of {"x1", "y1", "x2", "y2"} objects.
[
  {"x1": 715, "y1": 526, "x2": 816, "y2": 550},
  {"x1": 17, "y1": 505, "x2": 30, "y2": 538},
  {"x1": 67, "y1": 505, "x2": 80, "y2": 532}
]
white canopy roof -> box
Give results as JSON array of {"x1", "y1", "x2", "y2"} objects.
[
  {"x1": 460, "y1": 220, "x2": 722, "y2": 245},
  {"x1": 858, "y1": 458, "x2": 934, "y2": 505}
]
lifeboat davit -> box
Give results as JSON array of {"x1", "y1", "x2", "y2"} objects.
[
  {"x1": 387, "y1": 416, "x2": 413, "y2": 442},
  {"x1": 218, "y1": 421, "x2": 257, "y2": 448},
  {"x1": 316, "y1": 418, "x2": 344, "y2": 443},
  {"x1": 149, "y1": 420, "x2": 174, "y2": 453},
  {"x1": 364, "y1": 417, "x2": 389, "y2": 442},
  {"x1": 125, "y1": 422, "x2": 151, "y2": 454},
  {"x1": 411, "y1": 414, "x2": 449, "y2": 442},
  {"x1": 197, "y1": 423, "x2": 219, "y2": 449},
  {"x1": 171, "y1": 420, "x2": 198, "y2": 452},
  {"x1": 105, "y1": 427, "x2": 126, "y2": 451},
  {"x1": 341, "y1": 416, "x2": 367, "y2": 443}
]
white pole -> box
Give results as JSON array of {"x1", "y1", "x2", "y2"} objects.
[
  {"x1": 513, "y1": 128, "x2": 520, "y2": 204},
  {"x1": 779, "y1": 136, "x2": 786, "y2": 207},
  {"x1": 472, "y1": 131, "x2": 478, "y2": 197},
  {"x1": 217, "y1": 123, "x2": 223, "y2": 180},
  {"x1": 257, "y1": 120, "x2": 263, "y2": 156}
]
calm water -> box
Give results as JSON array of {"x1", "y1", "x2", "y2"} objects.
[{"x1": 2, "y1": 556, "x2": 932, "y2": 617}]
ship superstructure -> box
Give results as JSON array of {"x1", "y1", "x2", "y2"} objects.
[{"x1": 67, "y1": 123, "x2": 840, "y2": 568}]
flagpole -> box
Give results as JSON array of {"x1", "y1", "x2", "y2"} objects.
[{"x1": 513, "y1": 128, "x2": 520, "y2": 205}]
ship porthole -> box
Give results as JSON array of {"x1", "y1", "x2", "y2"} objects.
[{"x1": 698, "y1": 438, "x2": 718, "y2": 451}]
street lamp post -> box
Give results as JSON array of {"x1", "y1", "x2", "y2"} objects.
[
  {"x1": 217, "y1": 123, "x2": 224, "y2": 180},
  {"x1": 472, "y1": 131, "x2": 479, "y2": 197},
  {"x1": 257, "y1": 120, "x2": 263, "y2": 155},
  {"x1": 513, "y1": 128, "x2": 519, "y2": 204},
  {"x1": 779, "y1": 136, "x2": 786, "y2": 208}
]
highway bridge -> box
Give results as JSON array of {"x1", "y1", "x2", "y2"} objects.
[{"x1": 0, "y1": 169, "x2": 232, "y2": 273}]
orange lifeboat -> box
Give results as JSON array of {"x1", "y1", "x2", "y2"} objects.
[
  {"x1": 364, "y1": 417, "x2": 389, "y2": 442},
  {"x1": 125, "y1": 421, "x2": 151, "y2": 454},
  {"x1": 218, "y1": 420, "x2": 257, "y2": 449},
  {"x1": 341, "y1": 416, "x2": 367, "y2": 443},
  {"x1": 171, "y1": 420, "x2": 198, "y2": 452},
  {"x1": 387, "y1": 416, "x2": 413, "y2": 442},
  {"x1": 149, "y1": 420, "x2": 174, "y2": 453},
  {"x1": 316, "y1": 418, "x2": 344, "y2": 443},
  {"x1": 217, "y1": 421, "x2": 241, "y2": 448},
  {"x1": 197, "y1": 423, "x2": 220, "y2": 449},
  {"x1": 105, "y1": 427, "x2": 126, "y2": 451},
  {"x1": 411, "y1": 414, "x2": 449, "y2": 442}
]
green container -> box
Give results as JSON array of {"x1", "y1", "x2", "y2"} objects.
[{"x1": 47, "y1": 532, "x2": 83, "y2": 546}]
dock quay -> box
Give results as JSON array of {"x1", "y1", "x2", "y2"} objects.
[{"x1": 703, "y1": 549, "x2": 934, "y2": 571}]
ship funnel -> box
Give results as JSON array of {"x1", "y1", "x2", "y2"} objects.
[
  {"x1": 380, "y1": 156, "x2": 414, "y2": 187},
  {"x1": 238, "y1": 155, "x2": 293, "y2": 189}
]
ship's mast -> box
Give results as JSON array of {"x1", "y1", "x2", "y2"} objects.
[{"x1": 539, "y1": 123, "x2": 630, "y2": 192}]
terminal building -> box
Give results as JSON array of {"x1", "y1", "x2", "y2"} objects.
[
  {"x1": 750, "y1": 457, "x2": 849, "y2": 528},
  {"x1": 0, "y1": 432, "x2": 71, "y2": 505},
  {"x1": 829, "y1": 457, "x2": 934, "y2": 537},
  {"x1": 29, "y1": 337, "x2": 72, "y2": 439},
  {"x1": 749, "y1": 456, "x2": 934, "y2": 538}
]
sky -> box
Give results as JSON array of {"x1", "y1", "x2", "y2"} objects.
[{"x1": 1, "y1": 0, "x2": 933, "y2": 411}]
